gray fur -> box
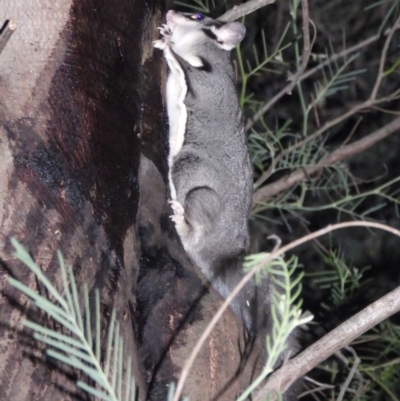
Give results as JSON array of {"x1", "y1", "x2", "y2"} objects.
[
  {"x1": 154, "y1": 11, "x2": 254, "y2": 330},
  {"x1": 153, "y1": 12, "x2": 285, "y2": 337},
  {"x1": 172, "y1": 49, "x2": 253, "y2": 274},
  {"x1": 154, "y1": 13, "x2": 300, "y2": 398},
  {"x1": 157, "y1": 11, "x2": 252, "y2": 282}
]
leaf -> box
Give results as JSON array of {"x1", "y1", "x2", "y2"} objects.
[
  {"x1": 8, "y1": 241, "x2": 137, "y2": 401},
  {"x1": 77, "y1": 381, "x2": 113, "y2": 401},
  {"x1": 11, "y1": 238, "x2": 68, "y2": 311}
]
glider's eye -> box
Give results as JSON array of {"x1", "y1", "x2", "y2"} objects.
[{"x1": 189, "y1": 13, "x2": 204, "y2": 21}]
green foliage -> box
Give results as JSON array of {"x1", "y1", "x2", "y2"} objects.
[
  {"x1": 308, "y1": 325, "x2": 400, "y2": 401},
  {"x1": 236, "y1": 23, "x2": 292, "y2": 109},
  {"x1": 8, "y1": 237, "x2": 311, "y2": 401},
  {"x1": 237, "y1": 253, "x2": 312, "y2": 401},
  {"x1": 8, "y1": 238, "x2": 137, "y2": 401},
  {"x1": 173, "y1": 0, "x2": 400, "y2": 399},
  {"x1": 172, "y1": 1, "x2": 399, "y2": 394},
  {"x1": 310, "y1": 247, "x2": 371, "y2": 307},
  {"x1": 231, "y1": 0, "x2": 399, "y2": 229},
  {"x1": 359, "y1": 322, "x2": 400, "y2": 401},
  {"x1": 246, "y1": 25, "x2": 382, "y2": 226},
  {"x1": 305, "y1": 248, "x2": 400, "y2": 400},
  {"x1": 9, "y1": 0, "x2": 400, "y2": 400},
  {"x1": 173, "y1": 0, "x2": 215, "y2": 13},
  {"x1": 365, "y1": 0, "x2": 400, "y2": 34}
]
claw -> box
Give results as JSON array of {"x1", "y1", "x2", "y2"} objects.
[
  {"x1": 153, "y1": 39, "x2": 167, "y2": 49},
  {"x1": 154, "y1": 24, "x2": 173, "y2": 50},
  {"x1": 169, "y1": 200, "x2": 185, "y2": 216}
]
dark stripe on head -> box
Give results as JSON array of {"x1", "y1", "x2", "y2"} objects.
[
  {"x1": 202, "y1": 20, "x2": 223, "y2": 27},
  {"x1": 194, "y1": 57, "x2": 212, "y2": 72},
  {"x1": 201, "y1": 28, "x2": 217, "y2": 40}
]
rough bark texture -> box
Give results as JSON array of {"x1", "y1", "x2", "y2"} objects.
[
  {"x1": 0, "y1": 0, "x2": 161, "y2": 399},
  {"x1": 137, "y1": 155, "x2": 265, "y2": 401},
  {"x1": 0, "y1": 1, "x2": 264, "y2": 400}
]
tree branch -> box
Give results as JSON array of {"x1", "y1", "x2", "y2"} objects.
[
  {"x1": 218, "y1": 0, "x2": 275, "y2": 22},
  {"x1": 297, "y1": 24, "x2": 399, "y2": 88},
  {"x1": 253, "y1": 116, "x2": 400, "y2": 205},
  {"x1": 252, "y1": 14, "x2": 400, "y2": 204},
  {"x1": 285, "y1": 0, "x2": 313, "y2": 95},
  {"x1": 246, "y1": 12, "x2": 400, "y2": 131},
  {"x1": 370, "y1": 13, "x2": 400, "y2": 101},
  {"x1": 0, "y1": 20, "x2": 17, "y2": 55},
  {"x1": 253, "y1": 284, "x2": 400, "y2": 400},
  {"x1": 246, "y1": 0, "x2": 315, "y2": 130},
  {"x1": 172, "y1": 221, "x2": 400, "y2": 401}
]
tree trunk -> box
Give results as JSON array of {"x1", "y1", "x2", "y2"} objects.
[
  {"x1": 0, "y1": 1, "x2": 264, "y2": 400},
  {"x1": 0, "y1": 0, "x2": 160, "y2": 398}
]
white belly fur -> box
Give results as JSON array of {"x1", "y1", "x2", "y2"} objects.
[{"x1": 163, "y1": 45, "x2": 188, "y2": 200}]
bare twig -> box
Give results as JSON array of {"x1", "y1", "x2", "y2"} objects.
[
  {"x1": 370, "y1": 14, "x2": 400, "y2": 101},
  {"x1": 246, "y1": 0, "x2": 315, "y2": 130},
  {"x1": 296, "y1": 22, "x2": 400, "y2": 88},
  {"x1": 253, "y1": 283, "x2": 400, "y2": 401},
  {"x1": 253, "y1": 111, "x2": 360, "y2": 190},
  {"x1": 372, "y1": 106, "x2": 400, "y2": 116},
  {"x1": 218, "y1": 0, "x2": 275, "y2": 22},
  {"x1": 336, "y1": 348, "x2": 361, "y2": 401},
  {"x1": 0, "y1": 20, "x2": 17, "y2": 55},
  {"x1": 299, "y1": 35, "x2": 380, "y2": 86},
  {"x1": 252, "y1": 116, "x2": 400, "y2": 205},
  {"x1": 252, "y1": 14, "x2": 400, "y2": 204},
  {"x1": 299, "y1": 376, "x2": 335, "y2": 398},
  {"x1": 246, "y1": 14, "x2": 400, "y2": 131},
  {"x1": 287, "y1": 0, "x2": 313, "y2": 95},
  {"x1": 341, "y1": 116, "x2": 363, "y2": 147},
  {"x1": 172, "y1": 221, "x2": 400, "y2": 401}
]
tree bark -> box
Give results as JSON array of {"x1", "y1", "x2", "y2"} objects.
[
  {"x1": 0, "y1": 0, "x2": 162, "y2": 399},
  {"x1": 137, "y1": 155, "x2": 265, "y2": 401},
  {"x1": 0, "y1": 1, "x2": 265, "y2": 400}
]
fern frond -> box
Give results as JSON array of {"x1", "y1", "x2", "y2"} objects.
[
  {"x1": 237, "y1": 253, "x2": 312, "y2": 400},
  {"x1": 308, "y1": 247, "x2": 371, "y2": 308},
  {"x1": 237, "y1": 22, "x2": 291, "y2": 108},
  {"x1": 310, "y1": 53, "x2": 364, "y2": 110},
  {"x1": 8, "y1": 239, "x2": 137, "y2": 401}
]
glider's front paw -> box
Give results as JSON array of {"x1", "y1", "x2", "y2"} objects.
[
  {"x1": 169, "y1": 200, "x2": 190, "y2": 239},
  {"x1": 169, "y1": 200, "x2": 185, "y2": 224},
  {"x1": 159, "y1": 24, "x2": 172, "y2": 38},
  {"x1": 153, "y1": 25, "x2": 172, "y2": 49}
]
